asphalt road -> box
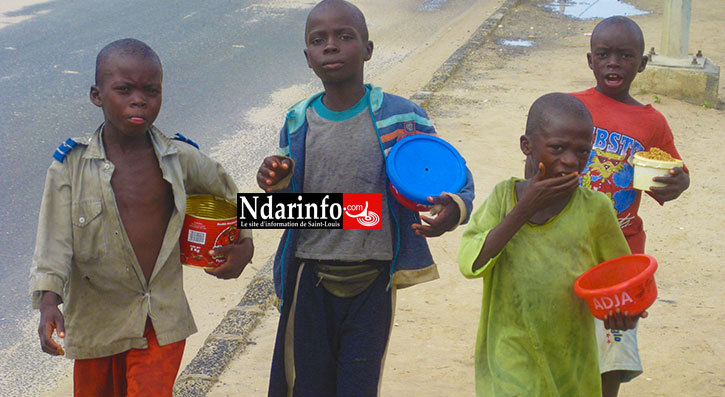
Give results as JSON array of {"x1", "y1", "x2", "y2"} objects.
[{"x1": 0, "y1": 1, "x2": 313, "y2": 394}]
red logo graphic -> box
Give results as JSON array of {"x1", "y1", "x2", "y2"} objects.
[{"x1": 342, "y1": 193, "x2": 383, "y2": 229}]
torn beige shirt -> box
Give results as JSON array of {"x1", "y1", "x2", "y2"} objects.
[{"x1": 30, "y1": 125, "x2": 251, "y2": 359}]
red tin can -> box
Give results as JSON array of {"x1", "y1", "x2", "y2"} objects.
[{"x1": 180, "y1": 194, "x2": 239, "y2": 269}]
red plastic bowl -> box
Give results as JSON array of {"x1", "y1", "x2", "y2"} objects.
[
  {"x1": 389, "y1": 182, "x2": 433, "y2": 212},
  {"x1": 574, "y1": 254, "x2": 658, "y2": 320}
]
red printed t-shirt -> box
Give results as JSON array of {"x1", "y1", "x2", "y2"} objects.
[{"x1": 572, "y1": 88, "x2": 685, "y2": 254}]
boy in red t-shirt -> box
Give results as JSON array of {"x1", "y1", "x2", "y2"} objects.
[{"x1": 571, "y1": 16, "x2": 690, "y2": 397}]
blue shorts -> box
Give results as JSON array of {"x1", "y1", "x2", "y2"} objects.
[{"x1": 268, "y1": 260, "x2": 395, "y2": 397}]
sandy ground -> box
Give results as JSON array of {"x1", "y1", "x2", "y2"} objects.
[
  {"x1": 207, "y1": 1, "x2": 725, "y2": 396},
  {"x1": 0, "y1": 0, "x2": 49, "y2": 29}
]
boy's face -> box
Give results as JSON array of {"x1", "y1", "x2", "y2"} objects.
[
  {"x1": 304, "y1": 4, "x2": 373, "y2": 86},
  {"x1": 587, "y1": 23, "x2": 647, "y2": 99},
  {"x1": 521, "y1": 115, "x2": 593, "y2": 179},
  {"x1": 90, "y1": 53, "x2": 162, "y2": 139}
]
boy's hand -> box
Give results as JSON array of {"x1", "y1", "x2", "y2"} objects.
[
  {"x1": 649, "y1": 167, "x2": 690, "y2": 202},
  {"x1": 205, "y1": 238, "x2": 254, "y2": 279},
  {"x1": 519, "y1": 163, "x2": 580, "y2": 216},
  {"x1": 38, "y1": 291, "x2": 65, "y2": 356},
  {"x1": 412, "y1": 194, "x2": 460, "y2": 237},
  {"x1": 257, "y1": 156, "x2": 292, "y2": 192},
  {"x1": 603, "y1": 308, "x2": 647, "y2": 331}
]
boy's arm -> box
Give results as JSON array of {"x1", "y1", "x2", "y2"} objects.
[
  {"x1": 458, "y1": 183, "x2": 506, "y2": 278},
  {"x1": 471, "y1": 164, "x2": 580, "y2": 271},
  {"x1": 412, "y1": 168, "x2": 474, "y2": 237},
  {"x1": 411, "y1": 101, "x2": 475, "y2": 236},
  {"x1": 205, "y1": 237, "x2": 254, "y2": 279},
  {"x1": 257, "y1": 155, "x2": 294, "y2": 192},
  {"x1": 650, "y1": 166, "x2": 689, "y2": 202},
  {"x1": 258, "y1": 121, "x2": 297, "y2": 192},
  {"x1": 183, "y1": 150, "x2": 254, "y2": 278},
  {"x1": 38, "y1": 291, "x2": 65, "y2": 355},
  {"x1": 647, "y1": 121, "x2": 690, "y2": 202},
  {"x1": 30, "y1": 161, "x2": 73, "y2": 308},
  {"x1": 472, "y1": 199, "x2": 531, "y2": 271},
  {"x1": 184, "y1": 150, "x2": 252, "y2": 239},
  {"x1": 456, "y1": 167, "x2": 476, "y2": 224},
  {"x1": 31, "y1": 161, "x2": 73, "y2": 355}
]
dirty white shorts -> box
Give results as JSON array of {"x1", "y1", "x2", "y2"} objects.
[{"x1": 596, "y1": 319, "x2": 643, "y2": 382}]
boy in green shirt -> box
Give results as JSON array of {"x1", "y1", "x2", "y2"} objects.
[{"x1": 458, "y1": 93, "x2": 640, "y2": 396}]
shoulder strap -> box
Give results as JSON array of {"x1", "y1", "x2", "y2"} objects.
[
  {"x1": 52, "y1": 138, "x2": 79, "y2": 163},
  {"x1": 171, "y1": 133, "x2": 200, "y2": 149}
]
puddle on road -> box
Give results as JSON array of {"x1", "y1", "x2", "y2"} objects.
[
  {"x1": 500, "y1": 39, "x2": 534, "y2": 47},
  {"x1": 547, "y1": 0, "x2": 647, "y2": 19},
  {"x1": 418, "y1": 0, "x2": 449, "y2": 12}
]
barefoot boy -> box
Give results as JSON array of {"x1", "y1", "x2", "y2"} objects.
[
  {"x1": 572, "y1": 16, "x2": 689, "y2": 396},
  {"x1": 256, "y1": 1, "x2": 474, "y2": 395},
  {"x1": 458, "y1": 93, "x2": 634, "y2": 396},
  {"x1": 30, "y1": 38, "x2": 253, "y2": 396}
]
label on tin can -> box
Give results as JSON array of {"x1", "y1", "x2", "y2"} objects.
[{"x1": 180, "y1": 216, "x2": 239, "y2": 269}]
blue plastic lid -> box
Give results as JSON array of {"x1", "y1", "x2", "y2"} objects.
[{"x1": 386, "y1": 134, "x2": 466, "y2": 205}]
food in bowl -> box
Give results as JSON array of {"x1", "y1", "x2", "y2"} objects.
[{"x1": 636, "y1": 147, "x2": 677, "y2": 161}]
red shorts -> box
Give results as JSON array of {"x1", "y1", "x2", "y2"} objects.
[{"x1": 73, "y1": 320, "x2": 186, "y2": 397}]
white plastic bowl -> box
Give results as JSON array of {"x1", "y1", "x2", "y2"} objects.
[{"x1": 632, "y1": 152, "x2": 683, "y2": 191}]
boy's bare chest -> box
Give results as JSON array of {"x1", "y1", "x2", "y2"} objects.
[
  {"x1": 109, "y1": 152, "x2": 173, "y2": 216},
  {"x1": 107, "y1": 149, "x2": 173, "y2": 280}
]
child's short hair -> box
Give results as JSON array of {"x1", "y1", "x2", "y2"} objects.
[
  {"x1": 95, "y1": 38, "x2": 161, "y2": 85},
  {"x1": 525, "y1": 93, "x2": 592, "y2": 136},
  {"x1": 305, "y1": 0, "x2": 369, "y2": 42},
  {"x1": 591, "y1": 16, "x2": 644, "y2": 53}
]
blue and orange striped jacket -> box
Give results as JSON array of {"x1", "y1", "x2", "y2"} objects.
[{"x1": 271, "y1": 84, "x2": 475, "y2": 304}]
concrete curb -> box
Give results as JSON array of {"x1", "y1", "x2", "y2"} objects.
[
  {"x1": 410, "y1": 0, "x2": 524, "y2": 108},
  {"x1": 174, "y1": 258, "x2": 277, "y2": 396},
  {"x1": 173, "y1": 1, "x2": 524, "y2": 395}
]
